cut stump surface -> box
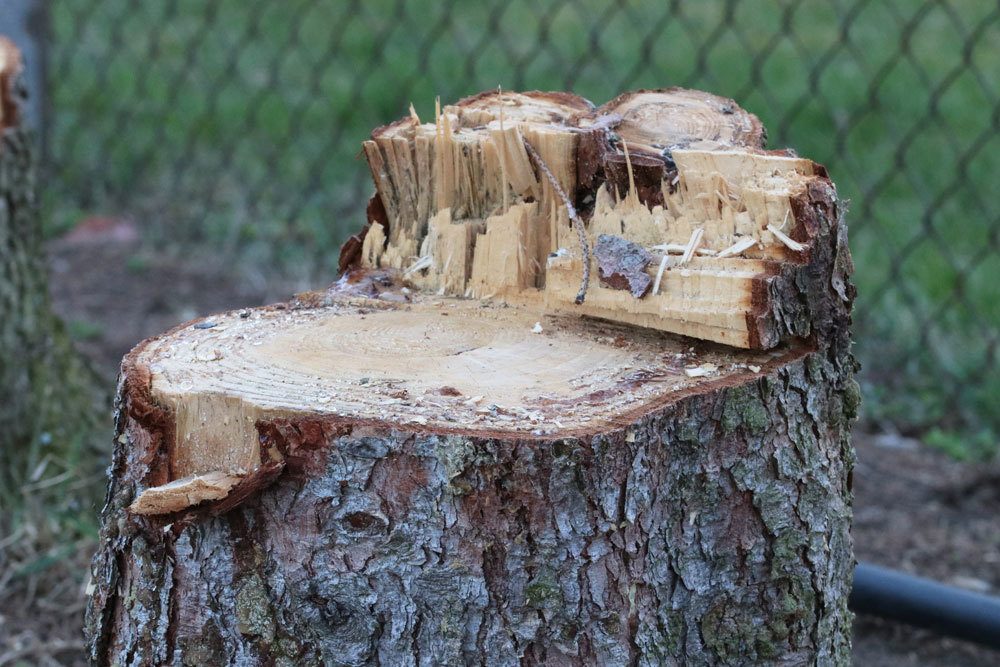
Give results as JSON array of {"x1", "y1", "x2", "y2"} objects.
[{"x1": 125, "y1": 293, "x2": 816, "y2": 486}]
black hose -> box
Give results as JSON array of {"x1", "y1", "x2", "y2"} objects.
[{"x1": 850, "y1": 561, "x2": 1000, "y2": 649}]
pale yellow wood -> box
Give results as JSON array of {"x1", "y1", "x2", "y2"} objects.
[
  {"x1": 544, "y1": 256, "x2": 760, "y2": 348},
  {"x1": 588, "y1": 88, "x2": 766, "y2": 152},
  {"x1": 129, "y1": 472, "x2": 243, "y2": 516},
  {"x1": 411, "y1": 208, "x2": 481, "y2": 294},
  {"x1": 361, "y1": 222, "x2": 386, "y2": 268},
  {"x1": 468, "y1": 203, "x2": 539, "y2": 298},
  {"x1": 358, "y1": 89, "x2": 826, "y2": 349}
]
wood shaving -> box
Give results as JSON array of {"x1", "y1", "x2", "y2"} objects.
[
  {"x1": 130, "y1": 472, "x2": 243, "y2": 516},
  {"x1": 404, "y1": 255, "x2": 433, "y2": 276},
  {"x1": 766, "y1": 224, "x2": 806, "y2": 252},
  {"x1": 679, "y1": 228, "x2": 705, "y2": 266},
  {"x1": 684, "y1": 362, "x2": 718, "y2": 378},
  {"x1": 716, "y1": 236, "x2": 758, "y2": 258},
  {"x1": 649, "y1": 243, "x2": 717, "y2": 256},
  {"x1": 652, "y1": 253, "x2": 670, "y2": 296}
]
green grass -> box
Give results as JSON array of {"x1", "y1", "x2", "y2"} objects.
[{"x1": 45, "y1": 0, "x2": 1000, "y2": 452}]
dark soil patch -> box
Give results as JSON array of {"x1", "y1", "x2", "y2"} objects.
[{"x1": 851, "y1": 432, "x2": 1000, "y2": 665}]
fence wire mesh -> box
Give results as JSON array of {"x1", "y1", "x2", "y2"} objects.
[{"x1": 39, "y1": 0, "x2": 1000, "y2": 447}]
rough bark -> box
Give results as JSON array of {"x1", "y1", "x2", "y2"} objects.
[
  {"x1": 86, "y1": 355, "x2": 856, "y2": 665},
  {"x1": 86, "y1": 241, "x2": 856, "y2": 666},
  {"x1": 0, "y1": 37, "x2": 99, "y2": 493},
  {"x1": 85, "y1": 87, "x2": 857, "y2": 666}
]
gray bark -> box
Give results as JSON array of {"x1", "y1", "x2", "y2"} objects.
[{"x1": 86, "y1": 345, "x2": 857, "y2": 666}]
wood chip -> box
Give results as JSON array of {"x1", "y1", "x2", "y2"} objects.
[
  {"x1": 716, "y1": 236, "x2": 758, "y2": 258},
  {"x1": 648, "y1": 243, "x2": 716, "y2": 256},
  {"x1": 766, "y1": 224, "x2": 806, "y2": 252},
  {"x1": 684, "y1": 363, "x2": 718, "y2": 378},
  {"x1": 404, "y1": 255, "x2": 433, "y2": 276},
  {"x1": 130, "y1": 472, "x2": 243, "y2": 516},
  {"x1": 652, "y1": 253, "x2": 671, "y2": 296}
]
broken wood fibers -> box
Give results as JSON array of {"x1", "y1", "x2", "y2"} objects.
[{"x1": 349, "y1": 88, "x2": 830, "y2": 350}]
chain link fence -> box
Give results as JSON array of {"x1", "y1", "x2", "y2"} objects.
[{"x1": 37, "y1": 0, "x2": 1000, "y2": 449}]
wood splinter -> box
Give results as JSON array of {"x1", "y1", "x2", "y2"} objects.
[{"x1": 129, "y1": 472, "x2": 243, "y2": 516}]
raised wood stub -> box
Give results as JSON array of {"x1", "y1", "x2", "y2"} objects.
[{"x1": 348, "y1": 88, "x2": 839, "y2": 350}]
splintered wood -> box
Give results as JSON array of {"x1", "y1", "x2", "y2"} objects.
[
  {"x1": 353, "y1": 88, "x2": 830, "y2": 349},
  {"x1": 129, "y1": 472, "x2": 243, "y2": 516}
]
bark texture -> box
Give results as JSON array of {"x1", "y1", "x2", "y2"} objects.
[
  {"x1": 0, "y1": 39, "x2": 98, "y2": 491},
  {"x1": 86, "y1": 356, "x2": 857, "y2": 665}
]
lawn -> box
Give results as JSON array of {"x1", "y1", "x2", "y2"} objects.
[{"x1": 45, "y1": 0, "x2": 999, "y2": 446}]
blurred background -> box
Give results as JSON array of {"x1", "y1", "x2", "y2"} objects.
[{"x1": 1, "y1": 1, "x2": 998, "y2": 664}]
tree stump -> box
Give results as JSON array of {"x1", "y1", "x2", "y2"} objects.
[
  {"x1": 86, "y1": 89, "x2": 858, "y2": 665},
  {"x1": 0, "y1": 38, "x2": 99, "y2": 491}
]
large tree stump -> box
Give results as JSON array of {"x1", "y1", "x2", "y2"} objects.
[{"x1": 86, "y1": 89, "x2": 858, "y2": 665}]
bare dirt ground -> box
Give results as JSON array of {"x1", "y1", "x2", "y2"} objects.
[{"x1": 1, "y1": 231, "x2": 996, "y2": 665}]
